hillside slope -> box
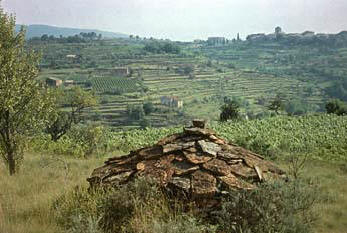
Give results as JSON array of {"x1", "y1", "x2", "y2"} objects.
[{"x1": 15, "y1": 24, "x2": 128, "y2": 39}]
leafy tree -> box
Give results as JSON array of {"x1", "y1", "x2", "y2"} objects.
[
  {"x1": 285, "y1": 99, "x2": 307, "y2": 116},
  {"x1": 140, "y1": 118, "x2": 151, "y2": 129},
  {"x1": 46, "y1": 87, "x2": 98, "y2": 141},
  {"x1": 183, "y1": 65, "x2": 194, "y2": 75},
  {"x1": 126, "y1": 104, "x2": 145, "y2": 120},
  {"x1": 143, "y1": 102, "x2": 154, "y2": 115},
  {"x1": 325, "y1": 99, "x2": 347, "y2": 116},
  {"x1": 0, "y1": 8, "x2": 54, "y2": 175},
  {"x1": 40, "y1": 34, "x2": 49, "y2": 41},
  {"x1": 268, "y1": 94, "x2": 285, "y2": 115},
  {"x1": 144, "y1": 42, "x2": 180, "y2": 54},
  {"x1": 325, "y1": 79, "x2": 347, "y2": 101},
  {"x1": 220, "y1": 98, "x2": 240, "y2": 122}
]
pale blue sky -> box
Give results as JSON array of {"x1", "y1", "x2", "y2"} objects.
[{"x1": 2, "y1": 0, "x2": 347, "y2": 41}]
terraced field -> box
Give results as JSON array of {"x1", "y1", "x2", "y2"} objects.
[{"x1": 35, "y1": 38, "x2": 337, "y2": 130}]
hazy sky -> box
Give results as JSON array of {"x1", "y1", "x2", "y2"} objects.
[{"x1": 2, "y1": 0, "x2": 347, "y2": 41}]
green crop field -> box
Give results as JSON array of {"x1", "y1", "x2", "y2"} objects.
[{"x1": 91, "y1": 76, "x2": 140, "y2": 93}]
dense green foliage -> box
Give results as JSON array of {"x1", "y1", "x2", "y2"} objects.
[
  {"x1": 213, "y1": 115, "x2": 347, "y2": 161},
  {"x1": 219, "y1": 98, "x2": 240, "y2": 121},
  {"x1": 46, "y1": 87, "x2": 98, "y2": 141},
  {"x1": 30, "y1": 114, "x2": 347, "y2": 162},
  {"x1": 325, "y1": 99, "x2": 347, "y2": 116},
  {"x1": 144, "y1": 41, "x2": 181, "y2": 54}
]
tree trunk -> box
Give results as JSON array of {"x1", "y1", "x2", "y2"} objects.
[{"x1": 8, "y1": 151, "x2": 16, "y2": 176}]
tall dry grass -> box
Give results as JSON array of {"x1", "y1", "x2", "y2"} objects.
[
  {"x1": 0, "y1": 153, "x2": 106, "y2": 233},
  {"x1": 0, "y1": 153, "x2": 346, "y2": 233}
]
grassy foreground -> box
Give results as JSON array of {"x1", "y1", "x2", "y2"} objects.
[{"x1": 0, "y1": 154, "x2": 346, "y2": 233}]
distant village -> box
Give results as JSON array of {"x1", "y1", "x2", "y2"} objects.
[
  {"x1": 246, "y1": 27, "x2": 347, "y2": 44},
  {"x1": 196, "y1": 27, "x2": 347, "y2": 46}
]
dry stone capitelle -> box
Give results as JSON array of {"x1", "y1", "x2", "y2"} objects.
[{"x1": 87, "y1": 121, "x2": 286, "y2": 208}]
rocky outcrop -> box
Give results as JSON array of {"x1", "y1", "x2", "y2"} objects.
[{"x1": 87, "y1": 120, "x2": 285, "y2": 207}]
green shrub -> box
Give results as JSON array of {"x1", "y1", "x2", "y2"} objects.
[
  {"x1": 53, "y1": 177, "x2": 218, "y2": 233},
  {"x1": 30, "y1": 124, "x2": 111, "y2": 157},
  {"x1": 325, "y1": 99, "x2": 347, "y2": 116},
  {"x1": 150, "y1": 216, "x2": 217, "y2": 233},
  {"x1": 214, "y1": 180, "x2": 320, "y2": 233},
  {"x1": 53, "y1": 178, "x2": 176, "y2": 233},
  {"x1": 234, "y1": 135, "x2": 278, "y2": 159}
]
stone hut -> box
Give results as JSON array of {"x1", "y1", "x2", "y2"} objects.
[
  {"x1": 207, "y1": 37, "x2": 226, "y2": 45},
  {"x1": 46, "y1": 77, "x2": 62, "y2": 87},
  {"x1": 112, "y1": 67, "x2": 130, "y2": 77},
  {"x1": 64, "y1": 80, "x2": 74, "y2": 87},
  {"x1": 302, "y1": 31, "x2": 315, "y2": 37},
  {"x1": 88, "y1": 120, "x2": 285, "y2": 209},
  {"x1": 161, "y1": 96, "x2": 183, "y2": 108}
]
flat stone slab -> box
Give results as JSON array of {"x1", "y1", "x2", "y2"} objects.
[
  {"x1": 191, "y1": 171, "x2": 217, "y2": 198},
  {"x1": 198, "y1": 140, "x2": 221, "y2": 156}
]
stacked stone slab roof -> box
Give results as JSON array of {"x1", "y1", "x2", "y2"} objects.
[{"x1": 87, "y1": 120, "x2": 285, "y2": 206}]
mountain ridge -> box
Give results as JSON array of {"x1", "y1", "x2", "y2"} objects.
[{"x1": 15, "y1": 24, "x2": 128, "y2": 39}]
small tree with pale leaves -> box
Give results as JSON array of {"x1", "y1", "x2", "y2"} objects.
[{"x1": 0, "y1": 5, "x2": 54, "y2": 175}]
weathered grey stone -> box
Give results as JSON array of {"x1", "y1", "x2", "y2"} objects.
[
  {"x1": 198, "y1": 140, "x2": 221, "y2": 156},
  {"x1": 254, "y1": 165, "x2": 264, "y2": 182},
  {"x1": 218, "y1": 175, "x2": 255, "y2": 190},
  {"x1": 217, "y1": 151, "x2": 242, "y2": 160},
  {"x1": 162, "y1": 141, "x2": 195, "y2": 153},
  {"x1": 225, "y1": 159, "x2": 243, "y2": 165},
  {"x1": 229, "y1": 163, "x2": 258, "y2": 179},
  {"x1": 183, "y1": 127, "x2": 216, "y2": 136},
  {"x1": 169, "y1": 177, "x2": 191, "y2": 193},
  {"x1": 103, "y1": 171, "x2": 133, "y2": 184}
]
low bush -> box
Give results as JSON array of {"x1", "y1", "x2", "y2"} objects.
[
  {"x1": 53, "y1": 178, "x2": 214, "y2": 233},
  {"x1": 54, "y1": 176, "x2": 321, "y2": 233},
  {"x1": 214, "y1": 180, "x2": 320, "y2": 233},
  {"x1": 53, "y1": 177, "x2": 218, "y2": 233},
  {"x1": 30, "y1": 124, "x2": 112, "y2": 157}
]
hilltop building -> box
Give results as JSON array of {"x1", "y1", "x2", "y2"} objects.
[
  {"x1": 275, "y1": 26, "x2": 282, "y2": 34},
  {"x1": 66, "y1": 54, "x2": 77, "y2": 59},
  {"x1": 246, "y1": 33, "x2": 267, "y2": 42},
  {"x1": 95, "y1": 67, "x2": 130, "y2": 77},
  {"x1": 207, "y1": 37, "x2": 226, "y2": 45},
  {"x1": 112, "y1": 67, "x2": 130, "y2": 77},
  {"x1": 160, "y1": 96, "x2": 183, "y2": 108},
  {"x1": 64, "y1": 80, "x2": 75, "y2": 87},
  {"x1": 46, "y1": 77, "x2": 62, "y2": 87},
  {"x1": 302, "y1": 31, "x2": 315, "y2": 37},
  {"x1": 246, "y1": 27, "x2": 322, "y2": 43}
]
